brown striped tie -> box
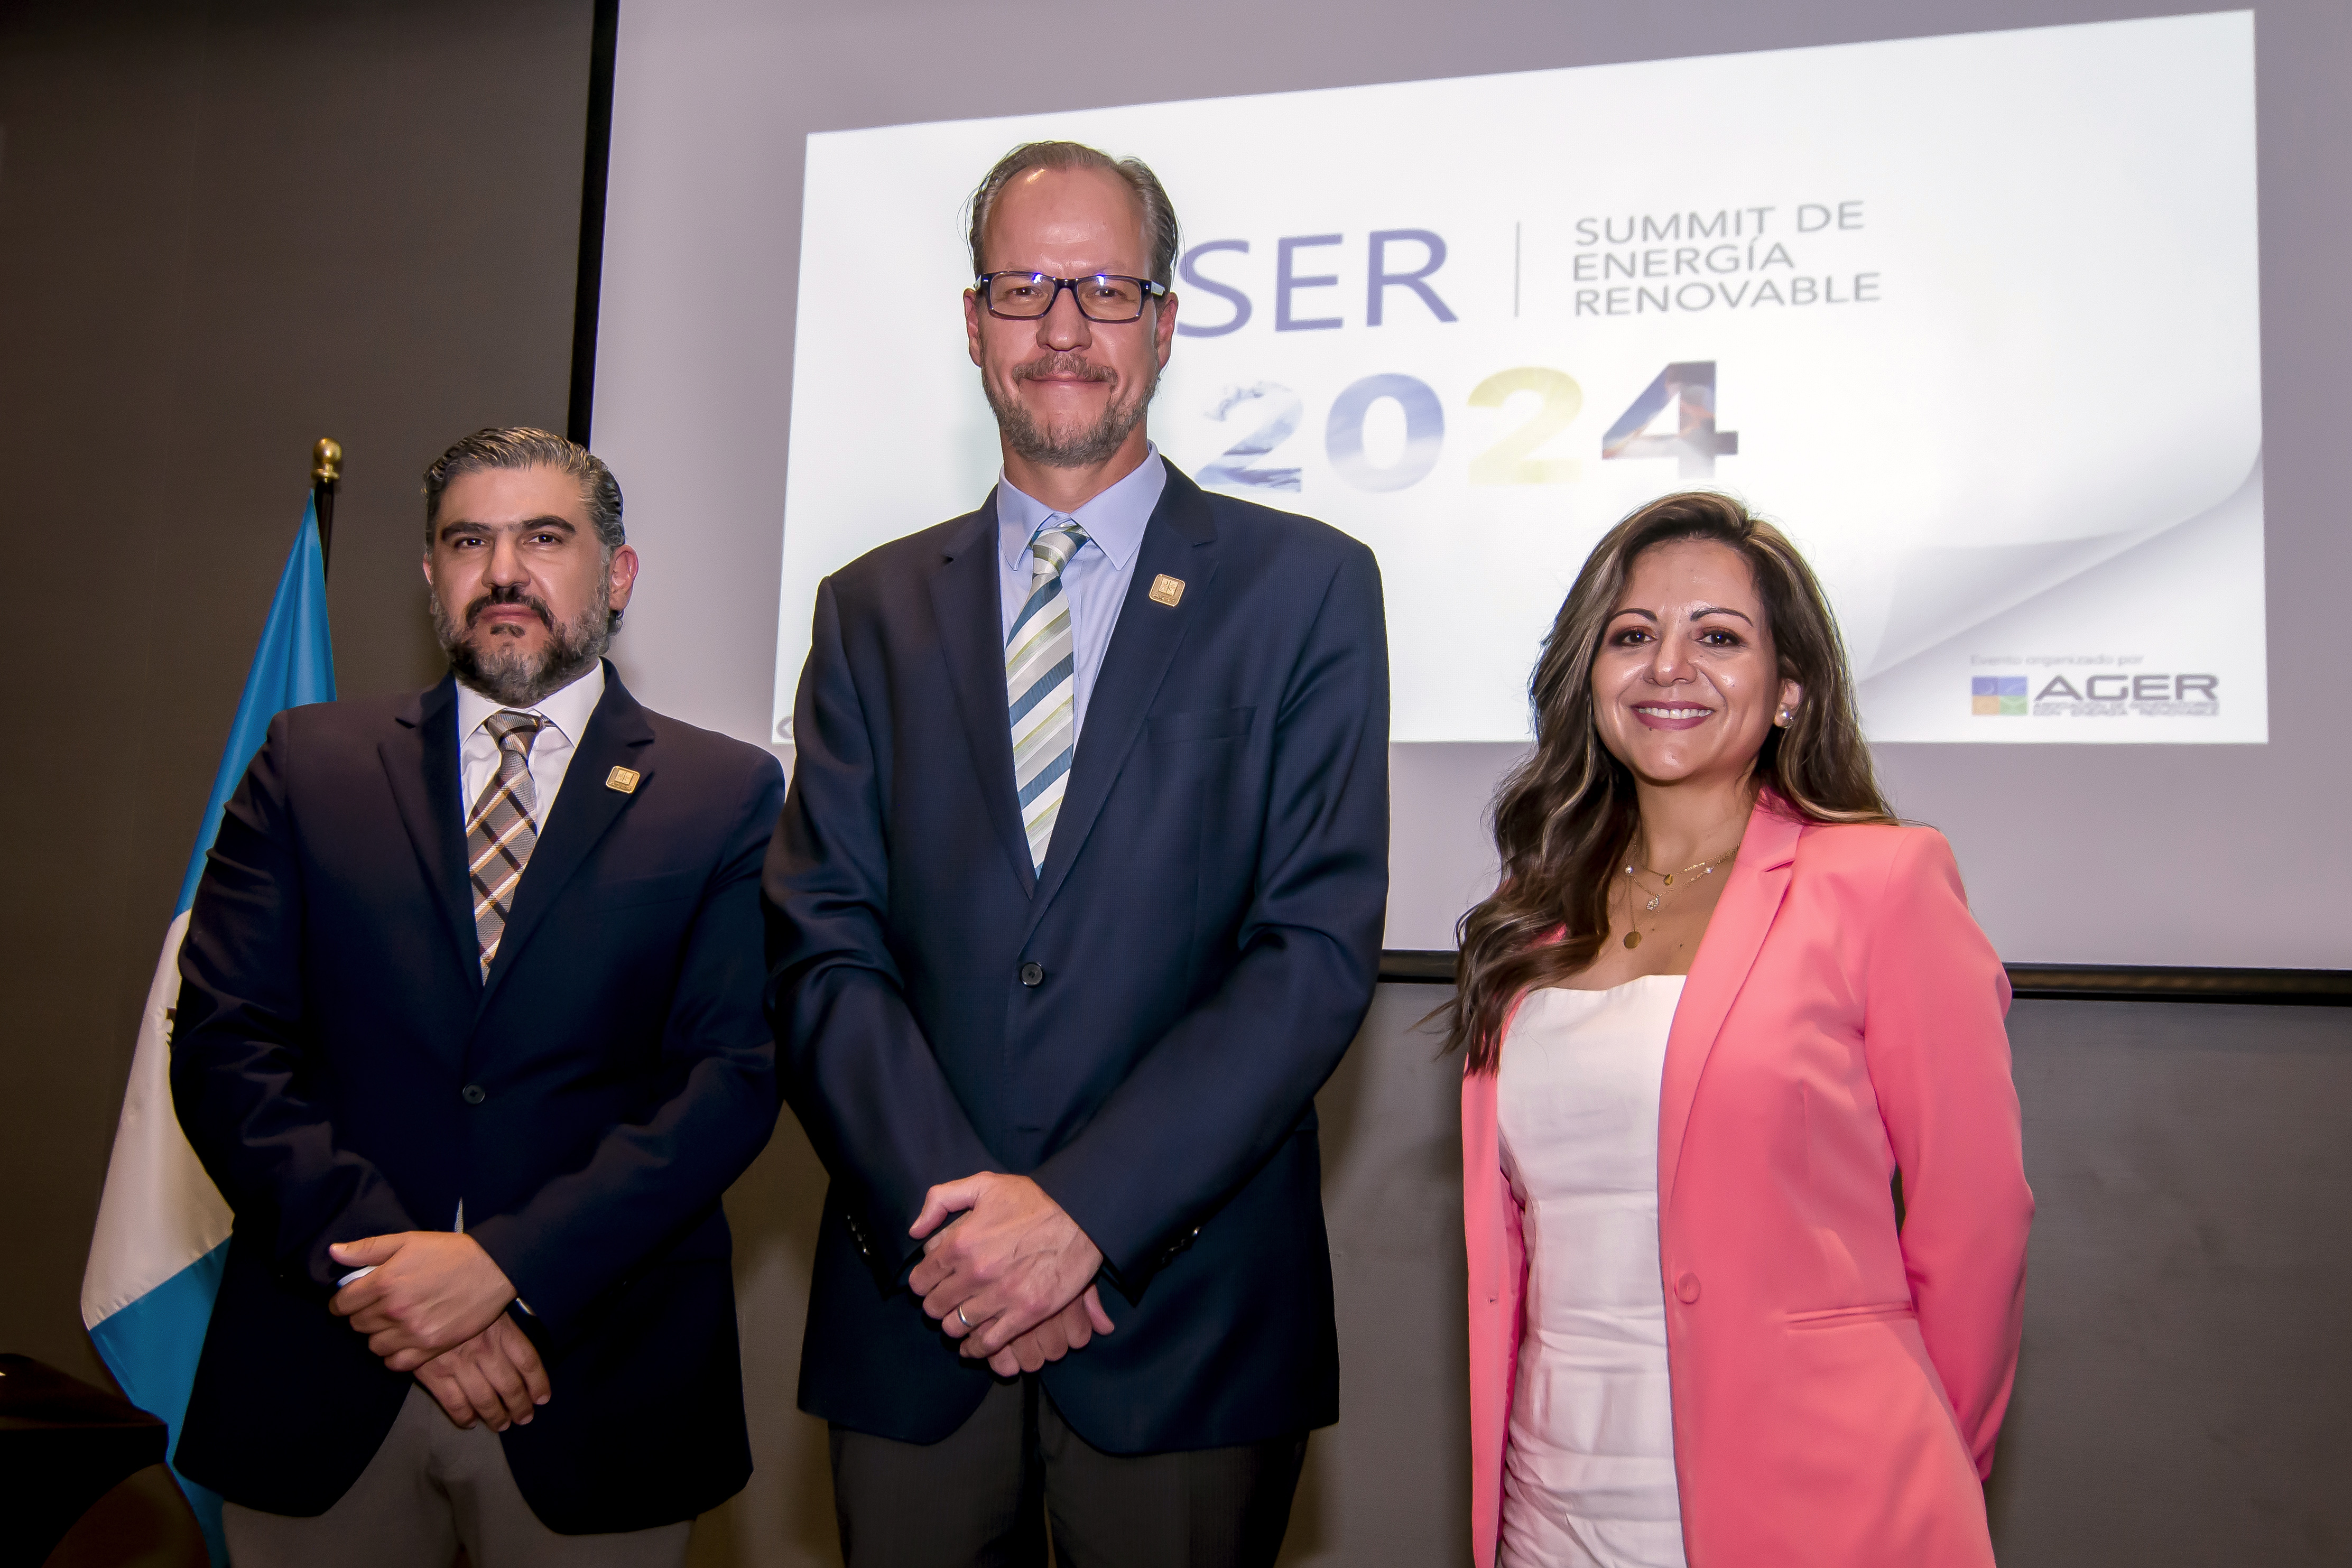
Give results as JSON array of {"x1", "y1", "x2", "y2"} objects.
[{"x1": 467, "y1": 710, "x2": 546, "y2": 977}]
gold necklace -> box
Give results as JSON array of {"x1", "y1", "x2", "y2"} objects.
[{"x1": 1619, "y1": 843, "x2": 1739, "y2": 949}]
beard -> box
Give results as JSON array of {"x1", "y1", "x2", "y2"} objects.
[
  {"x1": 432, "y1": 579, "x2": 614, "y2": 707},
  {"x1": 985, "y1": 351, "x2": 1157, "y2": 469}
]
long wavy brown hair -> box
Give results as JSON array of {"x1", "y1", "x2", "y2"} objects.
[{"x1": 1446, "y1": 492, "x2": 1894, "y2": 1072}]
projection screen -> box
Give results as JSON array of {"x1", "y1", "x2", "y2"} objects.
[
  {"x1": 775, "y1": 16, "x2": 2262, "y2": 753},
  {"x1": 591, "y1": 3, "x2": 2345, "y2": 969}
]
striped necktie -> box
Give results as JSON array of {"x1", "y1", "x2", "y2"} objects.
[
  {"x1": 467, "y1": 710, "x2": 546, "y2": 976},
  {"x1": 1007, "y1": 519, "x2": 1088, "y2": 873}
]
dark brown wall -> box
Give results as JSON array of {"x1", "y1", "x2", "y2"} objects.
[
  {"x1": 0, "y1": 3, "x2": 594, "y2": 1558},
  {"x1": 1986, "y1": 998, "x2": 2352, "y2": 1565}
]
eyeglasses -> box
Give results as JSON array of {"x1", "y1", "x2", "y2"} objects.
[{"x1": 975, "y1": 272, "x2": 1168, "y2": 323}]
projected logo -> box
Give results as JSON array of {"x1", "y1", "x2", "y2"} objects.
[
  {"x1": 1971, "y1": 676, "x2": 2027, "y2": 716},
  {"x1": 1967, "y1": 669, "x2": 2221, "y2": 719}
]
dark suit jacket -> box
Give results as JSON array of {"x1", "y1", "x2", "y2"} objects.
[
  {"x1": 765, "y1": 461, "x2": 1390, "y2": 1452},
  {"x1": 171, "y1": 665, "x2": 786, "y2": 1532}
]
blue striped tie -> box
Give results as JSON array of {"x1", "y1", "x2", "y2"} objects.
[{"x1": 1007, "y1": 519, "x2": 1088, "y2": 873}]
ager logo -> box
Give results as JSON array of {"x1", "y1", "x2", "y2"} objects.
[
  {"x1": 1974, "y1": 672, "x2": 2220, "y2": 716},
  {"x1": 1980, "y1": 671, "x2": 2223, "y2": 718},
  {"x1": 2036, "y1": 673, "x2": 2216, "y2": 703},
  {"x1": 1970, "y1": 675, "x2": 2026, "y2": 716}
]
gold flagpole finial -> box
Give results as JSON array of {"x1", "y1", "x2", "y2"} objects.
[{"x1": 310, "y1": 439, "x2": 343, "y2": 578}]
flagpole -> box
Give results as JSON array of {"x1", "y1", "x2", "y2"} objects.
[
  {"x1": 311, "y1": 437, "x2": 341, "y2": 578},
  {"x1": 84, "y1": 453, "x2": 341, "y2": 1566}
]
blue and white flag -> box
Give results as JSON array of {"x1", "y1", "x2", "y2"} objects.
[{"x1": 82, "y1": 498, "x2": 335, "y2": 1565}]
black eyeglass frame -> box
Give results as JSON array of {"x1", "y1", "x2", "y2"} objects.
[{"x1": 974, "y1": 271, "x2": 1171, "y2": 323}]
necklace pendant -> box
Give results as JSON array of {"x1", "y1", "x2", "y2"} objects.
[
  {"x1": 1646, "y1": 897, "x2": 1660, "y2": 911},
  {"x1": 1624, "y1": 930, "x2": 1642, "y2": 949},
  {"x1": 1661, "y1": 873, "x2": 1674, "y2": 886}
]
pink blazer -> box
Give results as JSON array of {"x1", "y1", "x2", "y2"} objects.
[{"x1": 1463, "y1": 797, "x2": 2032, "y2": 1568}]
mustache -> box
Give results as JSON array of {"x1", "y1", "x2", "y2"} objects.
[
  {"x1": 465, "y1": 583, "x2": 555, "y2": 630},
  {"x1": 1011, "y1": 353, "x2": 1116, "y2": 385}
]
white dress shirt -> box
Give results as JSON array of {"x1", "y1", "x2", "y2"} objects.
[
  {"x1": 994, "y1": 447, "x2": 1166, "y2": 742},
  {"x1": 456, "y1": 661, "x2": 606, "y2": 827}
]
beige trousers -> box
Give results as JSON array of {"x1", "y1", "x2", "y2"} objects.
[{"x1": 221, "y1": 1384, "x2": 691, "y2": 1568}]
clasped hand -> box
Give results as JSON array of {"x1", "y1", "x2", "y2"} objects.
[
  {"x1": 909, "y1": 1173, "x2": 1114, "y2": 1378},
  {"x1": 329, "y1": 1231, "x2": 550, "y2": 1430},
  {"x1": 414, "y1": 1314, "x2": 550, "y2": 1432}
]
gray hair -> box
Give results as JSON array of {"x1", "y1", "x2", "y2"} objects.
[
  {"x1": 422, "y1": 427, "x2": 624, "y2": 554},
  {"x1": 966, "y1": 141, "x2": 1180, "y2": 290}
]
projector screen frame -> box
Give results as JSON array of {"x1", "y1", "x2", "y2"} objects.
[
  {"x1": 1377, "y1": 950, "x2": 2352, "y2": 1004},
  {"x1": 566, "y1": 0, "x2": 622, "y2": 447}
]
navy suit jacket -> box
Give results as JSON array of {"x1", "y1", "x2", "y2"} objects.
[
  {"x1": 171, "y1": 666, "x2": 785, "y2": 1532},
  {"x1": 765, "y1": 461, "x2": 1390, "y2": 1451}
]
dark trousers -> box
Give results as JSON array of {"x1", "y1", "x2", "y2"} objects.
[{"x1": 829, "y1": 1378, "x2": 1307, "y2": 1568}]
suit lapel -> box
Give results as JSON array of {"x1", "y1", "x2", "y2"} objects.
[
  {"x1": 1657, "y1": 797, "x2": 1804, "y2": 1214},
  {"x1": 1024, "y1": 463, "x2": 1217, "y2": 931},
  {"x1": 929, "y1": 494, "x2": 1039, "y2": 895},
  {"x1": 379, "y1": 676, "x2": 478, "y2": 986},
  {"x1": 476, "y1": 663, "x2": 655, "y2": 1013}
]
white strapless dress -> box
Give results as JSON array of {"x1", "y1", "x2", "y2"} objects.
[{"x1": 1495, "y1": 978, "x2": 1688, "y2": 1568}]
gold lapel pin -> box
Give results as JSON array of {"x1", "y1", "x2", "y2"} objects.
[
  {"x1": 605, "y1": 766, "x2": 641, "y2": 794},
  {"x1": 1149, "y1": 574, "x2": 1186, "y2": 607}
]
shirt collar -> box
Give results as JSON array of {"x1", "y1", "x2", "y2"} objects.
[
  {"x1": 996, "y1": 444, "x2": 1166, "y2": 575},
  {"x1": 456, "y1": 658, "x2": 607, "y2": 747}
]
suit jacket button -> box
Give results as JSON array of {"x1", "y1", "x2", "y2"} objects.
[
  {"x1": 1019, "y1": 962, "x2": 1045, "y2": 987},
  {"x1": 1674, "y1": 1272, "x2": 1700, "y2": 1303},
  {"x1": 460, "y1": 1084, "x2": 486, "y2": 1105}
]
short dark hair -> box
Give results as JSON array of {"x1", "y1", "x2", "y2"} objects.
[
  {"x1": 966, "y1": 141, "x2": 1180, "y2": 290},
  {"x1": 421, "y1": 427, "x2": 623, "y2": 553}
]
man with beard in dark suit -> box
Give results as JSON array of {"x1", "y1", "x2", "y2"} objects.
[{"x1": 173, "y1": 428, "x2": 785, "y2": 1566}]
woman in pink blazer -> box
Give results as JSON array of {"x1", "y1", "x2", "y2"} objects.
[{"x1": 1449, "y1": 493, "x2": 2032, "y2": 1568}]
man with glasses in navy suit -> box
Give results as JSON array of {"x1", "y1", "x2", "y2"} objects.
[{"x1": 765, "y1": 142, "x2": 1391, "y2": 1566}]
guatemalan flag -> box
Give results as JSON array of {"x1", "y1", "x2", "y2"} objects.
[{"x1": 82, "y1": 497, "x2": 335, "y2": 1565}]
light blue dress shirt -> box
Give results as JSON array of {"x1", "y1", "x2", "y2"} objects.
[{"x1": 995, "y1": 446, "x2": 1167, "y2": 741}]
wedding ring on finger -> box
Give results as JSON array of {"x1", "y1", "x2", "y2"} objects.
[{"x1": 956, "y1": 1304, "x2": 975, "y2": 1331}]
